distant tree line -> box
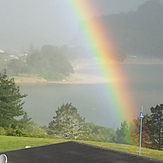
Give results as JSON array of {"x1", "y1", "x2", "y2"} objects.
[
  {"x1": 47, "y1": 102, "x2": 163, "y2": 151},
  {"x1": 25, "y1": 45, "x2": 74, "y2": 80},
  {"x1": 0, "y1": 44, "x2": 76, "y2": 80},
  {"x1": 48, "y1": 103, "x2": 116, "y2": 142}
]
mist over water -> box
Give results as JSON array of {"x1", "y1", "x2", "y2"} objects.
[{"x1": 20, "y1": 64, "x2": 163, "y2": 128}]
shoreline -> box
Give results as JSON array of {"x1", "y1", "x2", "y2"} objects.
[
  {"x1": 14, "y1": 59, "x2": 163, "y2": 84},
  {"x1": 14, "y1": 74, "x2": 108, "y2": 85}
]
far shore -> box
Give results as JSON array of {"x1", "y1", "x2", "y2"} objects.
[
  {"x1": 13, "y1": 74, "x2": 107, "y2": 85},
  {"x1": 13, "y1": 58, "x2": 163, "y2": 84}
]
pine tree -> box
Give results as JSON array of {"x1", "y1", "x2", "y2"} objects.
[
  {"x1": 116, "y1": 120, "x2": 133, "y2": 144},
  {"x1": 0, "y1": 70, "x2": 27, "y2": 127},
  {"x1": 48, "y1": 103, "x2": 86, "y2": 139}
]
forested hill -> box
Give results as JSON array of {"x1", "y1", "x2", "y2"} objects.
[
  {"x1": 74, "y1": 0, "x2": 163, "y2": 60},
  {"x1": 104, "y1": 0, "x2": 163, "y2": 58}
]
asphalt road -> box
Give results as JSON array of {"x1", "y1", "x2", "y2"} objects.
[{"x1": 0, "y1": 141, "x2": 162, "y2": 163}]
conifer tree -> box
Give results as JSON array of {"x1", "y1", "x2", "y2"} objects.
[
  {"x1": 0, "y1": 70, "x2": 27, "y2": 127},
  {"x1": 116, "y1": 120, "x2": 133, "y2": 144}
]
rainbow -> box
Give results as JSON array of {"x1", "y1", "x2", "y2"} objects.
[{"x1": 69, "y1": 0, "x2": 137, "y2": 123}]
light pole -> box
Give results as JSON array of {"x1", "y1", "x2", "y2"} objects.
[{"x1": 138, "y1": 106, "x2": 144, "y2": 156}]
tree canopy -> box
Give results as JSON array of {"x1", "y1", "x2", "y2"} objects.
[
  {"x1": 132, "y1": 114, "x2": 151, "y2": 148},
  {"x1": 48, "y1": 103, "x2": 87, "y2": 139},
  {"x1": 116, "y1": 120, "x2": 133, "y2": 145},
  {"x1": 26, "y1": 45, "x2": 74, "y2": 80},
  {"x1": 146, "y1": 104, "x2": 163, "y2": 150},
  {"x1": 132, "y1": 104, "x2": 163, "y2": 150}
]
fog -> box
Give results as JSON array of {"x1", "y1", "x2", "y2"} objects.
[
  {"x1": 1, "y1": 0, "x2": 163, "y2": 127},
  {"x1": 0, "y1": 0, "x2": 148, "y2": 51}
]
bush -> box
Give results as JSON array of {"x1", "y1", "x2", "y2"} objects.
[
  {"x1": 6, "y1": 128, "x2": 26, "y2": 137},
  {"x1": 0, "y1": 127, "x2": 6, "y2": 135},
  {"x1": 4, "y1": 124, "x2": 49, "y2": 138}
]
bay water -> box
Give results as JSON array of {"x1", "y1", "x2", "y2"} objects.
[{"x1": 20, "y1": 64, "x2": 163, "y2": 128}]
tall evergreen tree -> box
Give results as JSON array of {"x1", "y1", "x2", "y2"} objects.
[
  {"x1": 116, "y1": 120, "x2": 133, "y2": 145},
  {"x1": 0, "y1": 70, "x2": 27, "y2": 127},
  {"x1": 48, "y1": 103, "x2": 86, "y2": 139}
]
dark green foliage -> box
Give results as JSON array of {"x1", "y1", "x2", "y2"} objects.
[
  {"x1": 146, "y1": 104, "x2": 163, "y2": 150},
  {"x1": 132, "y1": 104, "x2": 163, "y2": 150},
  {"x1": 48, "y1": 103, "x2": 116, "y2": 142},
  {"x1": 84, "y1": 123, "x2": 116, "y2": 143},
  {"x1": 6, "y1": 128, "x2": 26, "y2": 137},
  {"x1": 17, "y1": 112, "x2": 32, "y2": 129},
  {"x1": 0, "y1": 126, "x2": 6, "y2": 135},
  {"x1": 4, "y1": 124, "x2": 48, "y2": 138},
  {"x1": 116, "y1": 120, "x2": 133, "y2": 145},
  {"x1": 48, "y1": 103, "x2": 87, "y2": 139},
  {"x1": 0, "y1": 70, "x2": 27, "y2": 127}
]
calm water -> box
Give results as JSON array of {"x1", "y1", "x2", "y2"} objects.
[{"x1": 20, "y1": 64, "x2": 163, "y2": 128}]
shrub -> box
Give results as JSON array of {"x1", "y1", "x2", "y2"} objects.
[{"x1": 0, "y1": 127, "x2": 6, "y2": 135}]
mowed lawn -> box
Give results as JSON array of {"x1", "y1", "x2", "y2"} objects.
[{"x1": 0, "y1": 136, "x2": 163, "y2": 161}]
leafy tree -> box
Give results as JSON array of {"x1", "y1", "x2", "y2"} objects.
[
  {"x1": 26, "y1": 45, "x2": 74, "y2": 80},
  {"x1": 84, "y1": 123, "x2": 116, "y2": 142},
  {"x1": 116, "y1": 120, "x2": 133, "y2": 144},
  {"x1": 0, "y1": 70, "x2": 28, "y2": 127},
  {"x1": 131, "y1": 115, "x2": 151, "y2": 148},
  {"x1": 132, "y1": 104, "x2": 163, "y2": 150},
  {"x1": 48, "y1": 103, "x2": 86, "y2": 139},
  {"x1": 40, "y1": 45, "x2": 74, "y2": 75},
  {"x1": 17, "y1": 112, "x2": 32, "y2": 129},
  {"x1": 146, "y1": 104, "x2": 163, "y2": 150}
]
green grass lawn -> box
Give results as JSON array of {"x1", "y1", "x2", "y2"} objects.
[{"x1": 0, "y1": 136, "x2": 163, "y2": 161}]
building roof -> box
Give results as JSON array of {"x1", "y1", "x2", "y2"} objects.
[{"x1": 0, "y1": 141, "x2": 162, "y2": 163}]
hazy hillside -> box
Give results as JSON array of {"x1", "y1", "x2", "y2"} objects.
[{"x1": 74, "y1": 0, "x2": 163, "y2": 60}]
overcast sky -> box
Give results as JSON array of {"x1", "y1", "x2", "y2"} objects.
[{"x1": 0, "y1": 0, "x2": 149, "y2": 51}]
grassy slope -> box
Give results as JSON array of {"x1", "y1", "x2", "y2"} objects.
[{"x1": 0, "y1": 136, "x2": 163, "y2": 161}]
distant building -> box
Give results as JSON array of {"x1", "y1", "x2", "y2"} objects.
[{"x1": 0, "y1": 50, "x2": 5, "y2": 54}]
